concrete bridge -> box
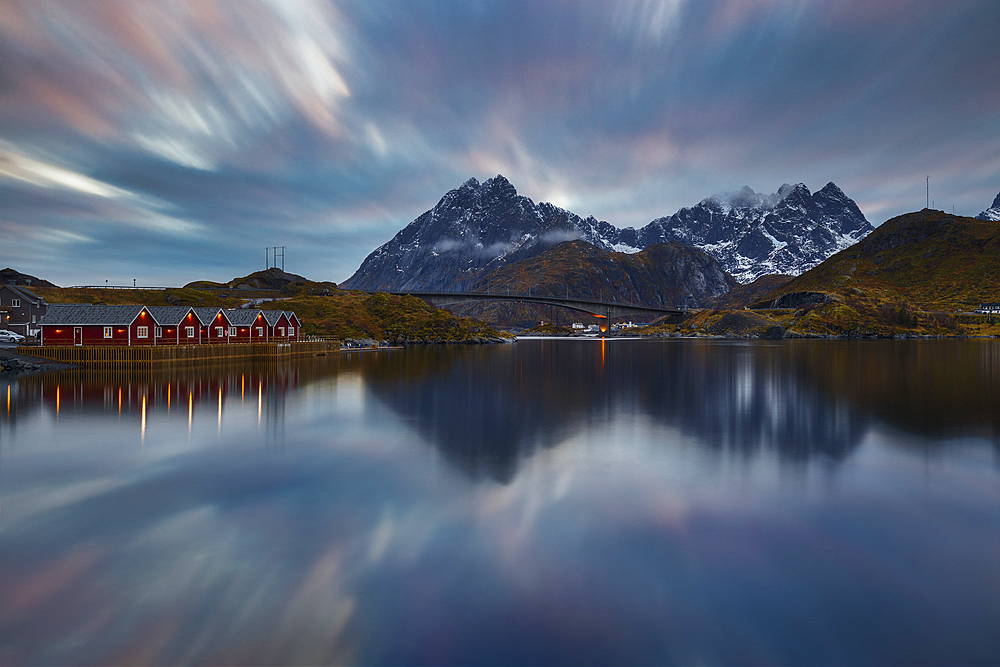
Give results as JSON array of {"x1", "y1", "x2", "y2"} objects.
[{"x1": 377, "y1": 291, "x2": 687, "y2": 321}]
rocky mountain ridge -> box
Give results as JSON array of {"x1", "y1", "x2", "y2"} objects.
[
  {"x1": 342, "y1": 175, "x2": 872, "y2": 292},
  {"x1": 976, "y1": 191, "x2": 1000, "y2": 221},
  {"x1": 626, "y1": 182, "x2": 873, "y2": 282}
]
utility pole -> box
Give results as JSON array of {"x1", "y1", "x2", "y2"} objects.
[{"x1": 926, "y1": 175, "x2": 929, "y2": 209}]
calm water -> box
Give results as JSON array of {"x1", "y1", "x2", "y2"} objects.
[{"x1": 2, "y1": 339, "x2": 999, "y2": 666}]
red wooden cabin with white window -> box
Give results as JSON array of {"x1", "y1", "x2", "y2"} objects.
[
  {"x1": 224, "y1": 309, "x2": 267, "y2": 343},
  {"x1": 192, "y1": 308, "x2": 232, "y2": 344},
  {"x1": 262, "y1": 310, "x2": 290, "y2": 340},
  {"x1": 285, "y1": 312, "x2": 302, "y2": 341},
  {"x1": 39, "y1": 304, "x2": 158, "y2": 346},
  {"x1": 148, "y1": 306, "x2": 202, "y2": 345}
]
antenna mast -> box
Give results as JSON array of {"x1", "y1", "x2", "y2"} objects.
[{"x1": 926, "y1": 175, "x2": 929, "y2": 209}]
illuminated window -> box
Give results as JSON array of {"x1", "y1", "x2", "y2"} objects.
[
  {"x1": 229, "y1": 326, "x2": 236, "y2": 336},
  {"x1": 186, "y1": 326, "x2": 195, "y2": 338},
  {"x1": 155, "y1": 327, "x2": 162, "y2": 337},
  {"x1": 137, "y1": 326, "x2": 148, "y2": 338},
  {"x1": 278, "y1": 327, "x2": 284, "y2": 336},
  {"x1": 104, "y1": 327, "x2": 112, "y2": 338}
]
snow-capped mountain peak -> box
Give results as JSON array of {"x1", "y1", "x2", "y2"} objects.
[
  {"x1": 341, "y1": 176, "x2": 873, "y2": 291},
  {"x1": 977, "y1": 191, "x2": 1000, "y2": 221}
]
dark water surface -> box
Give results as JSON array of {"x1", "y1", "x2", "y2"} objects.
[{"x1": 2, "y1": 339, "x2": 998, "y2": 665}]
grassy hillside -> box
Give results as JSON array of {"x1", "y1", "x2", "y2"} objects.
[
  {"x1": 446, "y1": 239, "x2": 735, "y2": 327},
  {"x1": 651, "y1": 210, "x2": 1000, "y2": 338},
  {"x1": 33, "y1": 284, "x2": 511, "y2": 343},
  {"x1": 712, "y1": 274, "x2": 793, "y2": 309}
]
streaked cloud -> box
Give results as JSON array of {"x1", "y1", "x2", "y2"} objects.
[{"x1": 0, "y1": 0, "x2": 997, "y2": 285}]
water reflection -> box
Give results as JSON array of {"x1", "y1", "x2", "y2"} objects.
[
  {"x1": 362, "y1": 340, "x2": 1000, "y2": 481},
  {"x1": 1, "y1": 342, "x2": 998, "y2": 666}
]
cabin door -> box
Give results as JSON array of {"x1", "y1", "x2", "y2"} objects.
[{"x1": 73, "y1": 327, "x2": 83, "y2": 346}]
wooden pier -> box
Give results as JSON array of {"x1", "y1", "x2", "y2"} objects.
[{"x1": 17, "y1": 341, "x2": 339, "y2": 369}]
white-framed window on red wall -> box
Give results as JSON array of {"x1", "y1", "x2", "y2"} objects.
[
  {"x1": 103, "y1": 327, "x2": 112, "y2": 338},
  {"x1": 137, "y1": 326, "x2": 148, "y2": 338},
  {"x1": 186, "y1": 326, "x2": 195, "y2": 338}
]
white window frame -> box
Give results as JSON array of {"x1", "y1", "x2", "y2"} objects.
[
  {"x1": 137, "y1": 326, "x2": 148, "y2": 338},
  {"x1": 229, "y1": 326, "x2": 237, "y2": 336},
  {"x1": 215, "y1": 326, "x2": 224, "y2": 337},
  {"x1": 256, "y1": 326, "x2": 263, "y2": 337},
  {"x1": 11, "y1": 299, "x2": 19, "y2": 308},
  {"x1": 103, "y1": 326, "x2": 112, "y2": 338},
  {"x1": 278, "y1": 326, "x2": 285, "y2": 336},
  {"x1": 186, "y1": 326, "x2": 195, "y2": 338},
  {"x1": 289, "y1": 326, "x2": 295, "y2": 336},
  {"x1": 155, "y1": 327, "x2": 162, "y2": 338}
]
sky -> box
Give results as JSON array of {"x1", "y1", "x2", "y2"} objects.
[{"x1": 1, "y1": 0, "x2": 998, "y2": 287}]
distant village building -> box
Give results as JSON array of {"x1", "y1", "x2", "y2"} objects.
[
  {"x1": 0, "y1": 284, "x2": 48, "y2": 336},
  {"x1": 975, "y1": 303, "x2": 1000, "y2": 314},
  {"x1": 38, "y1": 304, "x2": 302, "y2": 346}
]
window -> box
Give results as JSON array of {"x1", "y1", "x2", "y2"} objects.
[
  {"x1": 186, "y1": 326, "x2": 195, "y2": 338},
  {"x1": 155, "y1": 327, "x2": 162, "y2": 337},
  {"x1": 11, "y1": 299, "x2": 19, "y2": 308},
  {"x1": 215, "y1": 326, "x2": 224, "y2": 337},
  {"x1": 104, "y1": 327, "x2": 112, "y2": 338},
  {"x1": 31, "y1": 315, "x2": 36, "y2": 323},
  {"x1": 229, "y1": 326, "x2": 237, "y2": 336},
  {"x1": 278, "y1": 327, "x2": 285, "y2": 336},
  {"x1": 289, "y1": 326, "x2": 295, "y2": 336},
  {"x1": 256, "y1": 327, "x2": 263, "y2": 337},
  {"x1": 137, "y1": 326, "x2": 148, "y2": 338}
]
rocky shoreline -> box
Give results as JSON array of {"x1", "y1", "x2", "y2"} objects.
[{"x1": 0, "y1": 350, "x2": 77, "y2": 376}]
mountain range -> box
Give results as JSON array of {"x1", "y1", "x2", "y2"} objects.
[
  {"x1": 977, "y1": 191, "x2": 1000, "y2": 221},
  {"x1": 341, "y1": 175, "x2": 873, "y2": 292}
]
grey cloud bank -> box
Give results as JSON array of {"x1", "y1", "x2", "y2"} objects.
[{"x1": 0, "y1": 0, "x2": 997, "y2": 286}]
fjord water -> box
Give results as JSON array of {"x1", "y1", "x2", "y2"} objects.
[{"x1": 2, "y1": 340, "x2": 998, "y2": 666}]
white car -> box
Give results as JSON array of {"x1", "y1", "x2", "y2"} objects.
[{"x1": 0, "y1": 330, "x2": 26, "y2": 343}]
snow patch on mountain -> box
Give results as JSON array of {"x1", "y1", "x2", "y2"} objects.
[
  {"x1": 342, "y1": 175, "x2": 873, "y2": 291},
  {"x1": 976, "y1": 191, "x2": 1000, "y2": 221}
]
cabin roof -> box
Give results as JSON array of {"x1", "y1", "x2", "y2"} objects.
[
  {"x1": 192, "y1": 307, "x2": 227, "y2": 324},
  {"x1": 262, "y1": 310, "x2": 286, "y2": 325},
  {"x1": 147, "y1": 306, "x2": 196, "y2": 325},
  {"x1": 224, "y1": 309, "x2": 263, "y2": 326},
  {"x1": 40, "y1": 304, "x2": 146, "y2": 326}
]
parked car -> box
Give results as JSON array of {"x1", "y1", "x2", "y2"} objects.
[{"x1": 0, "y1": 330, "x2": 26, "y2": 343}]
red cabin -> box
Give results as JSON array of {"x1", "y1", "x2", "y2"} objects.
[
  {"x1": 39, "y1": 304, "x2": 158, "y2": 346},
  {"x1": 148, "y1": 306, "x2": 202, "y2": 345},
  {"x1": 223, "y1": 309, "x2": 266, "y2": 343},
  {"x1": 262, "y1": 310, "x2": 290, "y2": 340},
  {"x1": 192, "y1": 308, "x2": 232, "y2": 344},
  {"x1": 285, "y1": 312, "x2": 302, "y2": 341}
]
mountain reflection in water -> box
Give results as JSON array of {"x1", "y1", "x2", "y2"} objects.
[
  {"x1": 362, "y1": 339, "x2": 1000, "y2": 481},
  {"x1": 2, "y1": 340, "x2": 998, "y2": 666}
]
